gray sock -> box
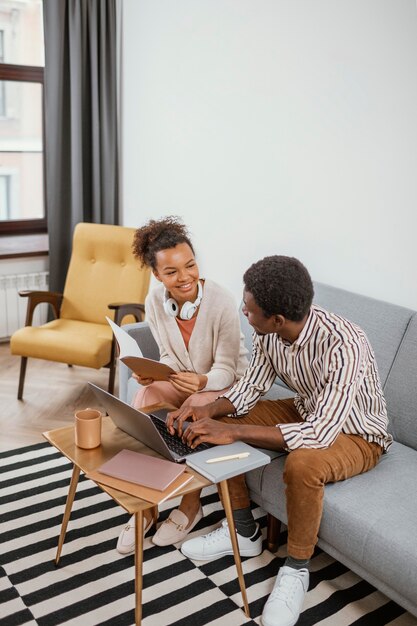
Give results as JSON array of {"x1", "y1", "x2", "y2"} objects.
[
  {"x1": 285, "y1": 556, "x2": 310, "y2": 571},
  {"x1": 233, "y1": 507, "x2": 257, "y2": 537}
]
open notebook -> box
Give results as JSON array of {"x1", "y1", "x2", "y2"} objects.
[{"x1": 106, "y1": 316, "x2": 174, "y2": 380}]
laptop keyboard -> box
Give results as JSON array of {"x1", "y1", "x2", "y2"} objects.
[{"x1": 149, "y1": 414, "x2": 210, "y2": 457}]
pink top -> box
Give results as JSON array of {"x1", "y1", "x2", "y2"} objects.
[{"x1": 175, "y1": 316, "x2": 197, "y2": 350}]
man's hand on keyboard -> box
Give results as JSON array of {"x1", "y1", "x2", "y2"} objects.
[
  {"x1": 182, "y1": 418, "x2": 237, "y2": 448},
  {"x1": 167, "y1": 404, "x2": 212, "y2": 436},
  {"x1": 167, "y1": 397, "x2": 237, "y2": 437}
]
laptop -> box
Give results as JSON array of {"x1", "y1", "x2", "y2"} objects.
[{"x1": 88, "y1": 382, "x2": 211, "y2": 462}]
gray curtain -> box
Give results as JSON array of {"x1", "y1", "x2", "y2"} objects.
[{"x1": 43, "y1": 0, "x2": 119, "y2": 292}]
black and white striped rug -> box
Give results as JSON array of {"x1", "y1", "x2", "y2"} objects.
[{"x1": 1, "y1": 443, "x2": 415, "y2": 626}]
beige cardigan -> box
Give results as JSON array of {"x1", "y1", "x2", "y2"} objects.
[{"x1": 145, "y1": 279, "x2": 248, "y2": 391}]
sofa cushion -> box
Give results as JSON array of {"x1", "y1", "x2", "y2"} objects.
[
  {"x1": 313, "y1": 283, "x2": 414, "y2": 387},
  {"x1": 319, "y1": 441, "x2": 417, "y2": 609},
  {"x1": 246, "y1": 441, "x2": 417, "y2": 612},
  {"x1": 383, "y1": 313, "x2": 417, "y2": 450},
  {"x1": 240, "y1": 282, "x2": 414, "y2": 397}
]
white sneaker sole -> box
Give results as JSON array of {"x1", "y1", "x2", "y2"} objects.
[{"x1": 181, "y1": 543, "x2": 262, "y2": 560}]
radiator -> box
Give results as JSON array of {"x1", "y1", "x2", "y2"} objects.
[{"x1": 0, "y1": 271, "x2": 49, "y2": 340}]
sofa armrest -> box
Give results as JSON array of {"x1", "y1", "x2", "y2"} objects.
[{"x1": 118, "y1": 321, "x2": 160, "y2": 403}]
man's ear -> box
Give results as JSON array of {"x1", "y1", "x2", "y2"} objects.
[{"x1": 274, "y1": 314, "x2": 286, "y2": 330}]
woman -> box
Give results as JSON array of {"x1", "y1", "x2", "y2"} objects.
[{"x1": 117, "y1": 216, "x2": 248, "y2": 554}]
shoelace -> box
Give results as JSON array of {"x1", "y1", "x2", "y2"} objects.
[
  {"x1": 270, "y1": 571, "x2": 305, "y2": 604},
  {"x1": 203, "y1": 521, "x2": 230, "y2": 545}
]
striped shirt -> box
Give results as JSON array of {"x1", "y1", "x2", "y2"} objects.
[{"x1": 224, "y1": 305, "x2": 392, "y2": 451}]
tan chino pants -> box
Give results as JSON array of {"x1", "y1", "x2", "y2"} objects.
[{"x1": 219, "y1": 398, "x2": 383, "y2": 560}]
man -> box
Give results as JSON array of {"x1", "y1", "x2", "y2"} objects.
[{"x1": 167, "y1": 255, "x2": 392, "y2": 626}]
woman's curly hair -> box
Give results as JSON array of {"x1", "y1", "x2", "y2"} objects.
[
  {"x1": 132, "y1": 216, "x2": 194, "y2": 269},
  {"x1": 243, "y1": 256, "x2": 314, "y2": 321}
]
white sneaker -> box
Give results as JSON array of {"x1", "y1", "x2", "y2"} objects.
[
  {"x1": 116, "y1": 515, "x2": 154, "y2": 555},
  {"x1": 180, "y1": 519, "x2": 262, "y2": 561},
  {"x1": 262, "y1": 566, "x2": 309, "y2": 626}
]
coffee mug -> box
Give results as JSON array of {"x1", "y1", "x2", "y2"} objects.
[{"x1": 74, "y1": 408, "x2": 102, "y2": 449}]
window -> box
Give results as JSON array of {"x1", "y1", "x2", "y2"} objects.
[
  {"x1": 0, "y1": 0, "x2": 45, "y2": 234},
  {"x1": 0, "y1": 173, "x2": 10, "y2": 218},
  {"x1": 0, "y1": 30, "x2": 5, "y2": 116}
]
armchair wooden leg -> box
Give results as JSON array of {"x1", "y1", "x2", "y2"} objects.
[
  {"x1": 17, "y1": 357, "x2": 28, "y2": 400},
  {"x1": 267, "y1": 513, "x2": 281, "y2": 553}
]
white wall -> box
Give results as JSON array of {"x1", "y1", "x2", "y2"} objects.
[{"x1": 121, "y1": 0, "x2": 417, "y2": 309}]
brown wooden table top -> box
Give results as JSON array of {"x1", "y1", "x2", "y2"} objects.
[{"x1": 43, "y1": 415, "x2": 211, "y2": 514}]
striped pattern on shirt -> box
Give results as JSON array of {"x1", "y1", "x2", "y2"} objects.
[{"x1": 224, "y1": 305, "x2": 392, "y2": 451}]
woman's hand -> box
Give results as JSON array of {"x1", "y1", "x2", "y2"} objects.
[
  {"x1": 132, "y1": 372, "x2": 154, "y2": 386},
  {"x1": 169, "y1": 372, "x2": 208, "y2": 394}
]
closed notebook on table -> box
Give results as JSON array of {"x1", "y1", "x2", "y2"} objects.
[
  {"x1": 97, "y1": 448, "x2": 186, "y2": 491},
  {"x1": 185, "y1": 442, "x2": 271, "y2": 483},
  {"x1": 86, "y1": 468, "x2": 194, "y2": 505}
]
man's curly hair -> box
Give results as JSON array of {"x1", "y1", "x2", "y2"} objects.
[
  {"x1": 243, "y1": 256, "x2": 314, "y2": 321},
  {"x1": 132, "y1": 216, "x2": 194, "y2": 269}
]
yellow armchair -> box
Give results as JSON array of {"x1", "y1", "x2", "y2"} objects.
[{"x1": 10, "y1": 222, "x2": 151, "y2": 399}]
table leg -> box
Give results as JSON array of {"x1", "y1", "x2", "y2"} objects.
[
  {"x1": 55, "y1": 464, "x2": 81, "y2": 565},
  {"x1": 219, "y1": 480, "x2": 250, "y2": 617},
  {"x1": 134, "y1": 510, "x2": 144, "y2": 626},
  {"x1": 151, "y1": 505, "x2": 158, "y2": 526}
]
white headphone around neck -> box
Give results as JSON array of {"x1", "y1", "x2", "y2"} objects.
[{"x1": 163, "y1": 281, "x2": 203, "y2": 320}]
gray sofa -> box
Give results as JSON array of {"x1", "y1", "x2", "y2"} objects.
[{"x1": 119, "y1": 282, "x2": 417, "y2": 618}]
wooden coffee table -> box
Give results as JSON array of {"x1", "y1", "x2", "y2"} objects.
[{"x1": 43, "y1": 416, "x2": 251, "y2": 625}]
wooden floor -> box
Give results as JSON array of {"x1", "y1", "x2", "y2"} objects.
[{"x1": 0, "y1": 341, "x2": 116, "y2": 453}]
